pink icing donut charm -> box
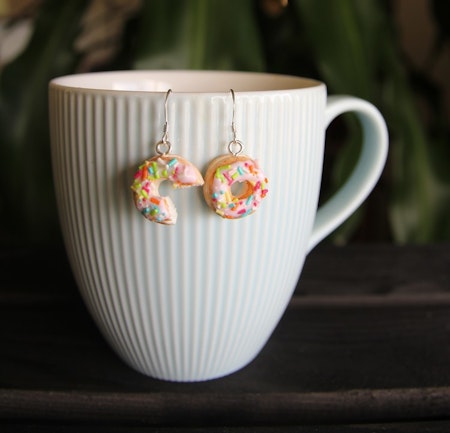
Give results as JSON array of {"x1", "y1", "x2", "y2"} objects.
[
  {"x1": 203, "y1": 155, "x2": 269, "y2": 219},
  {"x1": 131, "y1": 155, "x2": 204, "y2": 225}
]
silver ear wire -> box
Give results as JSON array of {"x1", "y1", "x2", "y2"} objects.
[
  {"x1": 155, "y1": 89, "x2": 172, "y2": 155},
  {"x1": 228, "y1": 89, "x2": 244, "y2": 156}
]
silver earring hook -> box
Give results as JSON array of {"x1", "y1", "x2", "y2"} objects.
[
  {"x1": 230, "y1": 89, "x2": 237, "y2": 142},
  {"x1": 228, "y1": 89, "x2": 244, "y2": 156},
  {"x1": 155, "y1": 89, "x2": 172, "y2": 155}
]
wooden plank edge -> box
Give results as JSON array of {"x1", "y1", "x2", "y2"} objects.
[{"x1": 1, "y1": 387, "x2": 450, "y2": 426}]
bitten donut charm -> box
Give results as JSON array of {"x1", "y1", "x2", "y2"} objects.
[
  {"x1": 132, "y1": 155, "x2": 204, "y2": 225},
  {"x1": 131, "y1": 89, "x2": 204, "y2": 225},
  {"x1": 203, "y1": 154, "x2": 268, "y2": 219}
]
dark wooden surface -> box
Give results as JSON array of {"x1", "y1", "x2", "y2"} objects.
[{"x1": 1, "y1": 244, "x2": 450, "y2": 432}]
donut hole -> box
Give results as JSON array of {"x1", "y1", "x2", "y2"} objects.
[
  {"x1": 159, "y1": 180, "x2": 172, "y2": 197},
  {"x1": 231, "y1": 181, "x2": 253, "y2": 200}
]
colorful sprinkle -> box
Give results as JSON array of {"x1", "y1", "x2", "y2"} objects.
[
  {"x1": 223, "y1": 172, "x2": 233, "y2": 185},
  {"x1": 224, "y1": 190, "x2": 233, "y2": 204}
]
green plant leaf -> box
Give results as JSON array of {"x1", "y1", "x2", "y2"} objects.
[
  {"x1": 294, "y1": 0, "x2": 450, "y2": 243},
  {"x1": 375, "y1": 5, "x2": 450, "y2": 243},
  {"x1": 0, "y1": 0, "x2": 88, "y2": 245},
  {"x1": 133, "y1": 0, "x2": 265, "y2": 71},
  {"x1": 294, "y1": 0, "x2": 382, "y2": 99},
  {"x1": 293, "y1": 0, "x2": 384, "y2": 242}
]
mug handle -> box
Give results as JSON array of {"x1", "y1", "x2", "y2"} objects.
[{"x1": 307, "y1": 95, "x2": 389, "y2": 253}]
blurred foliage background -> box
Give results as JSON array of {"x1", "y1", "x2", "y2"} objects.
[{"x1": 0, "y1": 0, "x2": 449, "y2": 247}]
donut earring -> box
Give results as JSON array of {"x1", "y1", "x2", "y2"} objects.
[
  {"x1": 131, "y1": 89, "x2": 204, "y2": 225},
  {"x1": 203, "y1": 89, "x2": 268, "y2": 219}
]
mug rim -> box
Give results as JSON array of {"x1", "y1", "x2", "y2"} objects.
[{"x1": 49, "y1": 70, "x2": 324, "y2": 95}]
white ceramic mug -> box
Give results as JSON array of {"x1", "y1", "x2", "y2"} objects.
[{"x1": 49, "y1": 71, "x2": 388, "y2": 381}]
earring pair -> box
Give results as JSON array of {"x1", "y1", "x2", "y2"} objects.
[{"x1": 131, "y1": 89, "x2": 269, "y2": 225}]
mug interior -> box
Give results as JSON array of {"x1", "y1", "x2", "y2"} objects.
[{"x1": 50, "y1": 70, "x2": 322, "y2": 93}]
